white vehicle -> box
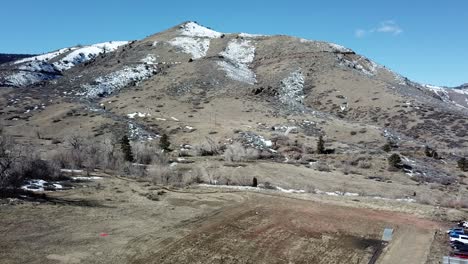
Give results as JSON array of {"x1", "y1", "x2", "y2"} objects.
[
  {"x1": 450, "y1": 234, "x2": 468, "y2": 244},
  {"x1": 460, "y1": 221, "x2": 468, "y2": 228}
]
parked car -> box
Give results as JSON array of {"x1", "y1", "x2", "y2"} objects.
[
  {"x1": 451, "y1": 241, "x2": 468, "y2": 252},
  {"x1": 459, "y1": 221, "x2": 468, "y2": 228},
  {"x1": 450, "y1": 234, "x2": 468, "y2": 244},
  {"x1": 448, "y1": 228, "x2": 466, "y2": 237}
]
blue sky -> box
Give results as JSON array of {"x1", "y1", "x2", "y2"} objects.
[{"x1": 1, "y1": 0, "x2": 467, "y2": 86}]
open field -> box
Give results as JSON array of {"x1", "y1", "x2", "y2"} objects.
[{"x1": 0, "y1": 173, "x2": 451, "y2": 264}]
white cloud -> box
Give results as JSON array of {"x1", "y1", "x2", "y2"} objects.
[
  {"x1": 376, "y1": 20, "x2": 403, "y2": 35},
  {"x1": 355, "y1": 29, "x2": 367, "y2": 38},
  {"x1": 355, "y1": 20, "x2": 403, "y2": 38}
]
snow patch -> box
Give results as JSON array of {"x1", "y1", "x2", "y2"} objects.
[
  {"x1": 217, "y1": 39, "x2": 256, "y2": 84},
  {"x1": 141, "y1": 54, "x2": 157, "y2": 65},
  {"x1": 4, "y1": 71, "x2": 57, "y2": 87},
  {"x1": 82, "y1": 64, "x2": 156, "y2": 98},
  {"x1": 72, "y1": 176, "x2": 103, "y2": 180},
  {"x1": 279, "y1": 70, "x2": 305, "y2": 110},
  {"x1": 275, "y1": 186, "x2": 306, "y2": 193},
  {"x1": 179, "y1": 22, "x2": 222, "y2": 38},
  {"x1": 13, "y1": 48, "x2": 74, "y2": 64},
  {"x1": 21, "y1": 179, "x2": 64, "y2": 192},
  {"x1": 328, "y1": 43, "x2": 353, "y2": 53},
  {"x1": 168, "y1": 37, "x2": 210, "y2": 59},
  {"x1": 53, "y1": 41, "x2": 128, "y2": 71},
  {"x1": 238, "y1": 33, "x2": 266, "y2": 38},
  {"x1": 337, "y1": 54, "x2": 381, "y2": 76},
  {"x1": 18, "y1": 61, "x2": 57, "y2": 73},
  {"x1": 60, "y1": 169, "x2": 83, "y2": 173},
  {"x1": 127, "y1": 112, "x2": 151, "y2": 119}
]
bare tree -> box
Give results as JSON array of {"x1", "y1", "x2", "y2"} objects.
[{"x1": 0, "y1": 132, "x2": 24, "y2": 190}]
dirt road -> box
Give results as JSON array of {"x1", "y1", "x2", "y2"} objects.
[{"x1": 378, "y1": 227, "x2": 435, "y2": 264}]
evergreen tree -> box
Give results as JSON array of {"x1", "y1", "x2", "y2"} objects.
[
  {"x1": 252, "y1": 177, "x2": 258, "y2": 187},
  {"x1": 382, "y1": 143, "x2": 392, "y2": 152},
  {"x1": 120, "y1": 135, "x2": 134, "y2": 162},
  {"x1": 388, "y1": 153, "x2": 402, "y2": 168},
  {"x1": 317, "y1": 135, "x2": 325, "y2": 154},
  {"x1": 458, "y1": 157, "x2": 468, "y2": 172},
  {"x1": 159, "y1": 134, "x2": 171, "y2": 151}
]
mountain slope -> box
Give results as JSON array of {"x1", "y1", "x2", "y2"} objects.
[{"x1": 0, "y1": 21, "x2": 467, "y2": 187}]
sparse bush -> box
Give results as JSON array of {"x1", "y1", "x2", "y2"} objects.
[
  {"x1": 224, "y1": 142, "x2": 259, "y2": 162},
  {"x1": 315, "y1": 161, "x2": 331, "y2": 172},
  {"x1": 20, "y1": 158, "x2": 61, "y2": 181},
  {"x1": 120, "y1": 163, "x2": 147, "y2": 178},
  {"x1": 358, "y1": 160, "x2": 372, "y2": 169},
  {"x1": 0, "y1": 133, "x2": 24, "y2": 191},
  {"x1": 194, "y1": 137, "x2": 221, "y2": 156},
  {"x1": 133, "y1": 142, "x2": 161, "y2": 165},
  {"x1": 440, "y1": 198, "x2": 468, "y2": 209}
]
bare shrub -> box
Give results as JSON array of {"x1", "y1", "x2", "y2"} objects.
[
  {"x1": 133, "y1": 141, "x2": 161, "y2": 165},
  {"x1": 0, "y1": 134, "x2": 27, "y2": 191},
  {"x1": 194, "y1": 137, "x2": 221, "y2": 156},
  {"x1": 20, "y1": 157, "x2": 61, "y2": 181},
  {"x1": 120, "y1": 163, "x2": 147, "y2": 178},
  {"x1": 315, "y1": 161, "x2": 331, "y2": 172},
  {"x1": 224, "y1": 142, "x2": 259, "y2": 162},
  {"x1": 440, "y1": 198, "x2": 468, "y2": 209},
  {"x1": 147, "y1": 165, "x2": 178, "y2": 185},
  {"x1": 358, "y1": 160, "x2": 372, "y2": 169},
  {"x1": 417, "y1": 194, "x2": 435, "y2": 205}
]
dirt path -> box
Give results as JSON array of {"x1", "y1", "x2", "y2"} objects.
[{"x1": 378, "y1": 227, "x2": 435, "y2": 264}]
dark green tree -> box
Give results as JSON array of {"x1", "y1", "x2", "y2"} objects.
[
  {"x1": 424, "y1": 146, "x2": 439, "y2": 159},
  {"x1": 382, "y1": 143, "x2": 392, "y2": 152},
  {"x1": 252, "y1": 177, "x2": 258, "y2": 187},
  {"x1": 388, "y1": 153, "x2": 402, "y2": 169},
  {"x1": 159, "y1": 134, "x2": 171, "y2": 152},
  {"x1": 120, "y1": 135, "x2": 134, "y2": 162},
  {"x1": 458, "y1": 157, "x2": 468, "y2": 172},
  {"x1": 317, "y1": 135, "x2": 325, "y2": 154}
]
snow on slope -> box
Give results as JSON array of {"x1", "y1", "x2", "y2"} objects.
[
  {"x1": 18, "y1": 61, "x2": 57, "y2": 73},
  {"x1": 179, "y1": 22, "x2": 222, "y2": 38},
  {"x1": 337, "y1": 53, "x2": 381, "y2": 76},
  {"x1": 82, "y1": 64, "x2": 156, "y2": 98},
  {"x1": 3, "y1": 41, "x2": 128, "y2": 87},
  {"x1": 422, "y1": 84, "x2": 468, "y2": 109},
  {"x1": 13, "y1": 48, "x2": 74, "y2": 64},
  {"x1": 217, "y1": 39, "x2": 256, "y2": 84},
  {"x1": 167, "y1": 22, "x2": 222, "y2": 59},
  {"x1": 238, "y1": 33, "x2": 267, "y2": 38},
  {"x1": 53, "y1": 41, "x2": 128, "y2": 71},
  {"x1": 279, "y1": 70, "x2": 305, "y2": 110},
  {"x1": 328, "y1": 43, "x2": 353, "y2": 53},
  {"x1": 4, "y1": 72, "x2": 57, "y2": 87},
  {"x1": 168, "y1": 37, "x2": 210, "y2": 59}
]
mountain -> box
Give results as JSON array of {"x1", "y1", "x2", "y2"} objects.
[
  {"x1": 1, "y1": 21, "x2": 467, "y2": 184},
  {"x1": 0, "y1": 53, "x2": 36, "y2": 64}
]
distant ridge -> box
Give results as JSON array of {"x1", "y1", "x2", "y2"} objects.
[{"x1": 0, "y1": 53, "x2": 36, "y2": 64}]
